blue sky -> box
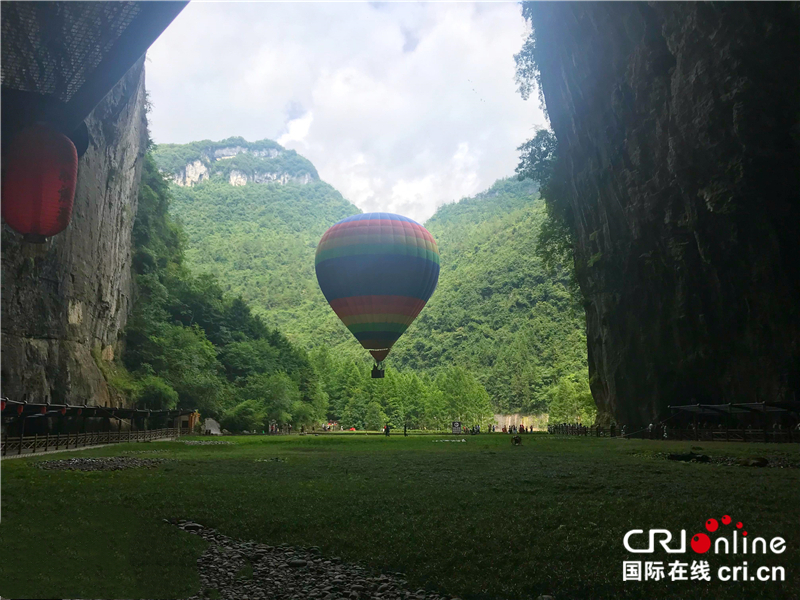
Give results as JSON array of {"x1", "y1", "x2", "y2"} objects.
[{"x1": 146, "y1": 1, "x2": 546, "y2": 222}]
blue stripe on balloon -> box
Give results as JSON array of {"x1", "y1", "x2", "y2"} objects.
[{"x1": 315, "y1": 254, "x2": 440, "y2": 301}]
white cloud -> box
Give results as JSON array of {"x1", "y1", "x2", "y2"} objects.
[
  {"x1": 277, "y1": 112, "x2": 313, "y2": 146},
  {"x1": 146, "y1": 2, "x2": 545, "y2": 222}
]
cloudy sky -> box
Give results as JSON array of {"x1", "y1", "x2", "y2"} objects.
[{"x1": 146, "y1": 1, "x2": 546, "y2": 223}]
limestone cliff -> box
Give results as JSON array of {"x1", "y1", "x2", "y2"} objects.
[
  {"x1": 1, "y1": 59, "x2": 148, "y2": 407},
  {"x1": 526, "y1": 3, "x2": 800, "y2": 427},
  {"x1": 153, "y1": 138, "x2": 318, "y2": 187}
]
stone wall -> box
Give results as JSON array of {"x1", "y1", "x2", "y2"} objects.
[
  {"x1": 527, "y1": 3, "x2": 800, "y2": 427},
  {"x1": 1, "y1": 59, "x2": 148, "y2": 407}
]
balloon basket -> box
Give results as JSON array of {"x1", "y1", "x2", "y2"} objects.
[{"x1": 371, "y1": 365, "x2": 385, "y2": 379}]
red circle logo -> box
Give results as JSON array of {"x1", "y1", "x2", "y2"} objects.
[
  {"x1": 736, "y1": 522, "x2": 743, "y2": 529},
  {"x1": 691, "y1": 533, "x2": 711, "y2": 553},
  {"x1": 721, "y1": 515, "x2": 732, "y2": 525},
  {"x1": 705, "y1": 518, "x2": 719, "y2": 532}
]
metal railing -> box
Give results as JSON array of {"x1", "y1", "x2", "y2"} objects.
[
  {"x1": 1, "y1": 427, "x2": 182, "y2": 457},
  {"x1": 548, "y1": 424, "x2": 798, "y2": 443}
]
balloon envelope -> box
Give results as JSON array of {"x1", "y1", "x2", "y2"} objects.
[{"x1": 315, "y1": 213, "x2": 440, "y2": 362}]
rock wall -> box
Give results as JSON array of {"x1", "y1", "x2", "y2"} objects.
[
  {"x1": 170, "y1": 159, "x2": 210, "y2": 187},
  {"x1": 1, "y1": 59, "x2": 148, "y2": 407},
  {"x1": 168, "y1": 145, "x2": 312, "y2": 187},
  {"x1": 227, "y1": 170, "x2": 313, "y2": 187},
  {"x1": 527, "y1": 3, "x2": 800, "y2": 427}
]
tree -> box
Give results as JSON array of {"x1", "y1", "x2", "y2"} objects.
[
  {"x1": 515, "y1": 129, "x2": 557, "y2": 184},
  {"x1": 135, "y1": 375, "x2": 178, "y2": 410},
  {"x1": 341, "y1": 391, "x2": 368, "y2": 430},
  {"x1": 242, "y1": 372, "x2": 300, "y2": 425},
  {"x1": 221, "y1": 400, "x2": 266, "y2": 432},
  {"x1": 365, "y1": 401, "x2": 387, "y2": 431},
  {"x1": 219, "y1": 339, "x2": 281, "y2": 381},
  {"x1": 548, "y1": 374, "x2": 596, "y2": 424},
  {"x1": 436, "y1": 366, "x2": 494, "y2": 427}
]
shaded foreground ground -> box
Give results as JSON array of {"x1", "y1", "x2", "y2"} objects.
[{"x1": 0, "y1": 434, "x2": 798, "y2": 599}]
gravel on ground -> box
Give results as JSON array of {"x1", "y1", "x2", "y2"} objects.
[
  {"x1": 182, "y1": 441, "x2": 234, "y2": 446},
  {"x1": 168, "y1": 519, "x2": 460, "y2": 600},
  {"x1": 35, "y1": 457, "x2": 167, "y2": 471}
]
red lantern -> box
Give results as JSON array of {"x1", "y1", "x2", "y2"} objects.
[
  {"x1": 77, "y1": 409, "x2": 83, "y2": 416},
  {"x1": 1, "y1": 400, "x2": 6, "y2": 411},
  {"x1": 61, "y1": 407, "x2": 67, "y2": 415},
  {"x1": 2, "y1": 123, "x2": 78, "y2": 242},
  {"x1": 40, "y1": 406, "x2": 47, "y2": 414},
  {"x1": 17, "y1": 405, "x2": 24, "y2": 415}
]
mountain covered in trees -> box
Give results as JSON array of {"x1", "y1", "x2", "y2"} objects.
[
  {"x1": 151, "y1": 139, "x2": 593, "y2": 424},
  {"x1": 123, "y1": 139, "x2": 502, "y2": 430},
  {"x1": 152, "y1": 140, "x2": 362, "y2": 353},
  {"x1": 154, "y1": 137, "x2": 318, "y2": 186}
]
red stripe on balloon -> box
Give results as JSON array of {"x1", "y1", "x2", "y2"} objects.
[{"x1": 359, "y1": 339, "x2": 395, "y2": 350}]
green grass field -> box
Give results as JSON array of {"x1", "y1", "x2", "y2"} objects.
[{"x1": 1, "y1": 434, "x2": 798, "y2": 599}]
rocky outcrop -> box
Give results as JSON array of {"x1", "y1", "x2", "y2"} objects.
[
  {"x1": 170, "y1": 159, "x2": 210, "y2": 187},
  {"x1": 228, "y1": 170, "x2": 313, "y2": 187},
  {"x1": 213, "y1": 146, "x2": 279, "y2": 160},
  {"x1": 527, "y1": 3, "x2": 800, "y2": 427},
  {"x1": 1, "y1": 59, "x2": 148, "y2": 407},
  {"x1": 229, "y1": 170, "x2": 248, "y2": 186}
]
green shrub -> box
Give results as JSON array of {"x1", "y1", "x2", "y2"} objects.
[{"x1": 136, "y1": 375, "x2": 179, "y2": 410}]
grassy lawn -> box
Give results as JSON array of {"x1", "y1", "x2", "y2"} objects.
[{"x1": 0, "y1": 433, "x2": 798, "y2": 599}]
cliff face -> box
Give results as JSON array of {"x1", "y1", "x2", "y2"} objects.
[
  {"x1": 527, "y1": 3, "x2": 800, "y2": 427},
  {"x1": 153, "y1": 138, "x2": 319, "y2": 187},
  {"x1": 1, "y1": 59, "x2": 148, "y2": 407}
]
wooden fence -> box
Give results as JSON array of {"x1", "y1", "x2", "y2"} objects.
[
  {"x1": 1, "y1": 427, "x2": 182, "y2": 457},
  {"x1": 548, "y1": 424, "x2": 798, "y2": 443}
]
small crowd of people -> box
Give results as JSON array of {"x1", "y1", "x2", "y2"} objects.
[
  {"x1": 547, "y1": 423, "x2": 617, "y2": 436},
  {"x1": 500, "y1": 424, "x2": 533, "y2": 434}
]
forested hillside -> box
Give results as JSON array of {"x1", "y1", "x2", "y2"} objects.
[
  {"x1": 169, "y1": 179, "x2": 361, "y2": 350},
  {"x1": 152, "y1": 139, "x2": 593, "y2": 424},
  {"x1": 120, "y1": 147, "x2": 328, "y2": 430},
  {"x1": 391, "y1": 178, "x2": 590, "y2": 419}
]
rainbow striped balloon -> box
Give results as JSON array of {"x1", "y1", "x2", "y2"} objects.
[{"x1": 315, "y1": 213, "x2": 440, "y2": 362}]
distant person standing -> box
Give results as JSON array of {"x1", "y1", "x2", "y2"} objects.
[
  {"x1": 385, "y1": 422, "x2": 391, "y2": 437},
  {"x1": 404, "y1": 423, "x2": 408, "y2": 437}
]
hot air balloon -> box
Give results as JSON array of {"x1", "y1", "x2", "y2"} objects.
[{"x1": 315, "y1": 213, "x2": 440, "y2": 377}]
